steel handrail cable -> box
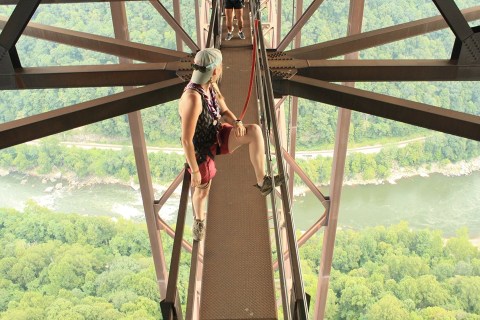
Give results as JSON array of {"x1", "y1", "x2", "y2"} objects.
[
  {"x1": 249, "y1": 1, "x2": 293, "y2": 318},
  {"x1": 253, "y1": 2, "x2": 309, "y2": 318}
]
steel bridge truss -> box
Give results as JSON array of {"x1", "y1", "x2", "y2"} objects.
[{"x1": 1, "y1": 0, "x2": 480, "y2": 319}]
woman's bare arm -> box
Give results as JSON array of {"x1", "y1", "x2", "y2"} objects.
[{"x1": 179, "y1": 90, "x2": 203, "y2": 186}]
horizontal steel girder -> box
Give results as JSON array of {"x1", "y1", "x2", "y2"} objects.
[
  {"x1": 268, "y1": 59, "x2": 480, "y2": 81},
  {"x1": 0, "y1": 77, "x2": 185, "y2": 149},
  {"x1": 285, "y1": 6, "x2": 480, "y2": 59},
  {"x1": 0, "y1": 63, "x2": 182, "y2": 89},
  {"x1": 0, "y1": 16, "x2": 188, "y2": 62},
  {"x1": 273, "y1": 75, "x2": 480, "y2": 141}
]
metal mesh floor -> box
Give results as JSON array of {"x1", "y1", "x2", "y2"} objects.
[{"x1": 198, "y1": 6, "x2": 277, "y2": 320}]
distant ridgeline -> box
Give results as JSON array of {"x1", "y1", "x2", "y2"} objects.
[{"x1": 0, "y1": 205, "x2": 479, "y2": 318}]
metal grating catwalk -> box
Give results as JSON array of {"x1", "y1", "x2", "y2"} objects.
[{"x1": 199, "y1": 6, "x2": 277, "y2": 320}]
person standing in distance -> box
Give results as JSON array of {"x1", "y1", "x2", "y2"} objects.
[{"x1": 225, "y1": 0, "x2": 245, "y2": 40}]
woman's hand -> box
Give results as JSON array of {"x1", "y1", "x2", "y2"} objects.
[
  {"x1": 191, "y1": 170, "x2": 202, "y2": 187},
  {"x1": 234, "y1": 120, "x2": 246, "y2": 137}
]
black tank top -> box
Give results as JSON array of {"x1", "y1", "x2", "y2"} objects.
[{"x1": 184, "y1": 82, "x2": 221, "y2": 164}]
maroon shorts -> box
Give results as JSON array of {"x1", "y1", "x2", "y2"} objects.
[{"x1": 189, "y1": 124, "x2": 233, "y2": 184}]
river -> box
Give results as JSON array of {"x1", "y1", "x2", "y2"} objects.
[{"x1": 1, "y1": 171, "x2": 479, "y2": 238}]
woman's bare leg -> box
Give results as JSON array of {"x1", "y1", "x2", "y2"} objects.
[
  {"x1": 234, "y1": 8, "x2": 243, "y2": 32},
  {"x1": 192, "y1": 181, "x2": 211, "y2": 221},
  {"x1": 228, "y1": 124, "x2": 266, "y2": 185},
  {"x1": 225, "y1": 8, "x2": 234, "y2": 33}
]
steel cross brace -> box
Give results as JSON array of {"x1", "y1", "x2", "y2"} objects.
[
  {"x1": 432, "y1": 0, "x2": 480, "y2": 63},
  {"x1": 0, "y1": 0, "x2": 40, "y2": 72}
]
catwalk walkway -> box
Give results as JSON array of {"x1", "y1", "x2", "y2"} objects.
[{"x1": 199, "y1": 5, "x2": 278, "y2": 320}]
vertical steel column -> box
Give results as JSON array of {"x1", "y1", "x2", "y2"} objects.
[
  {"x1": 110, "y1": 2, "x2": 169, "y2": 298},
  {"x1": 294, "y1": 0, "x2": 303, "y2": 48},
  {"x1": 288, "y1": 0, "x2": 303, "y2": 200},
  {"x1": 276, "y1": 0, "x2": 282, "y2": 47},
  {"x1": 267, "y1": 0, "x2": 277, "y2": 48},
  {"x1": 173, "y1": 0, "x2": 183, "y2": 51},
  {"x1": 195, "y1": 0, "x2": 203, "y2": 49},
  {"x1": 287, "y1": 98, "x2": 298, "y2": 199},
  {"x1": 314, "y1": 0, "x2": 365, "y2": 319}
]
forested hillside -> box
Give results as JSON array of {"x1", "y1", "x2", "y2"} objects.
[{"x1": 1, "y1": 206, "x2": 479, "y2": 319}]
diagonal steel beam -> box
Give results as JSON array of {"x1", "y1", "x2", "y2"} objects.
[
  {"x1": 1, "y1": 63, "x2": 182, "y2": 89},
  {"x1": 0, "y1": 0, "x2": 40, "y2": 71},
  {"x1": 0, "y1": 0, "x2": 39, "y2": 51},
  {"x1": 432, "y1": 0, "x2": 474, "y2": 41},
  {"x1": 269, "y1": 59, "x2": 480, "y2": 81},
  {"x1": 0, "y1": 78, "x2": 185, "y2": 149},
  {"x1": 432, "y1": 0, "x2": 480, "y2": 64},
  {"x1": 110, "y1": 2, "x2": 173, "y2": 302},
  {"x1": 285, "y1": 6, "x2": 480, "y2": 59},
  {"x1": 0, "y1": 16, "x2": 188, "y2": 62},
  {"x1": 149, "y1": 0, "x2": 199, "y2": 52},
  {"x1": 274, "y1": 75, "x2": 480, "y2": 141},
  {"x1": 277, "y1": 0, "x2": 324, "y2": 51}
]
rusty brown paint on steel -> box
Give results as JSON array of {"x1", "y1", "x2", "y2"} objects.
[
  {"x1": 0, "y1": 17, "x2": 187, "y2": 62},
  {"x1": 7, "y1": 59, "x2": 480, "y2": 90},
  {"x1": 315, "y1": 2, "x2": 362, "y2": 317},
  {"x1": 172, "y1": 0, "x2": 183, "y2": 51},
  {"x1": 5, "y1": 64, "x2": 179, "y2": 89},
  {"x1": 110, "y1": 1, "x2": 170, "y2": 299},
  {"x1": 275, "y1": 0, "x2": 282, "y2": 47},
  {"x1": 294, "y1": 0, "x2": 303, "y2": 49},
  {"x1": 287, "y1": 97, "x2": 298, "y2": 199},
  {"x1": 286, "y1": 6, "x2": 480, "y2": 59},
  {"x1": 283, "y1": 148, "x2": 328, "y2": 204},
  {"x1": 5, "y1": 64, "x2": 178, "y2": 88},
  {"x1": 0, "y1": 78, "x2": 185, "y2": 149},
  {"x1": 292, "y1": 59, "x2": 480, "y2": 81},
  {"x1": 275, "y1": 75, "x2": 480, "y2": 141},
  {"x1": 286, "y1": 0, "x2": 302, "y2": 199},
  {"x1": 194, "y1": 0, "x2": 202, "y2": 49}
]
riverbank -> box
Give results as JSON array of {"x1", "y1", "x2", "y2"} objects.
[
  {"x1": 291, "y1": 156, "x2": 480, "y2": 197},
  {"x1": 342, "y1": 156, "x2": 480, "y2": 187},
  {"x1": 3, "y1": 156, "x2": 480, "y2": 194}
]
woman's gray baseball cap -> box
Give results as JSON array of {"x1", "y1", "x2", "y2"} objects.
[{"x1": 191, "y1": 48, "x2": 223, "y2": 84}]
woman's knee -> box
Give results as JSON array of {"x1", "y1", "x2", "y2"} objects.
[
  {"x1": 247, "y1": 124, "x2": 262, "y2": 137},
  {"x1": 194, "y1": 185, "x2": 210, "y2": 200}
]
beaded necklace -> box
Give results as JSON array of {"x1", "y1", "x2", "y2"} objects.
[{"x1": 186, "y1": 82, "x2": 221, "y2": 120}]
